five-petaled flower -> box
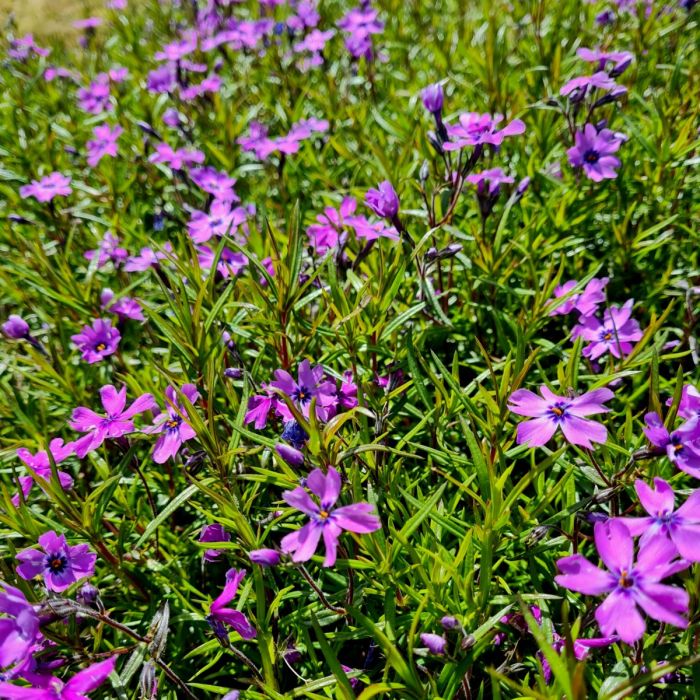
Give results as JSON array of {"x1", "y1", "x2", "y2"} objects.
[
  {"x1": 508, "y1": 386, "x2": 614, "y2": 448},
  {"x1": 70, "y1": 319, "x2": 121, "y2": 364},
  {"x1": 16, "y1": 530, "x2": 97, "y2": 592},
  {"x1": 555, "y1": 519, "x2": 689, "y2": 644},
  {"x1": 642, "y1": 412, "x2": 700, "y2": 478},
  {"x1": 207, "y1": 569, "x2": 256, "y2": 641},
  {"x1": 145, "y1": 384, "x2": 200, "y2": 463},
  {"x1": 281, "y1": 466, "x2": 381, "y2": 566}
]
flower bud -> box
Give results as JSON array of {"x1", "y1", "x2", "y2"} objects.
[
  {"x1": 275, "y1": 443, "x2": 305, "y2": 467},
  {"x1": 440, "y1": 616, "x2": 459, "y2": 631},
  {"x1": 224, "y1": 367, "x2": 243, "y2": 379},
  {"x1": 365, "y1": 181, "x2": 399, "y2": 220},
  {"x1": 249, "y1": 548, "x2": 281, "y2": 567},
  {"x1": 421, "y1": 83, "x2": 444, "y2": 115},
  {"x1": 2, "y1": 315, "x2": 30, "y2": 339},
  {"x1": 420, "y1": 633, "x2": 447, "y2": 655},
  {"x1": 147, "y1": 601, "x2": 170, "y2": 660},
  {"x1": 419, "y1": 160, "x2": 430, "y2": 184},
  {"x1": 139, "y1": 660, "x2": 158, "y2": 699}
]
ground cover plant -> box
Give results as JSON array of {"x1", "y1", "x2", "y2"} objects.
[{"x1": 0, "y1": 0, "x2": 699, "y2": 697}]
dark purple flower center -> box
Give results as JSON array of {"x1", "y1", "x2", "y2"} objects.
[
  {"x1": 671, "y1": 436, "x2": 684, "y2": 453},
  {"x1": 583, "y1": 149, "x2": 600, "y2": 164},
  {"x1": 618, "y1": 570, "x2": 634, "y2": 588},
  {"x1": 293, "y1": 386, "x2": 312, "y2": 404},
  {"x1": 45, "y1": 553, "x2": 68, "y2": 573},
  {"x1": 547, "y1": 401, "x2": 570, "y2": 422}
]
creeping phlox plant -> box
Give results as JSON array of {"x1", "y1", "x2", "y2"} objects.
[{"x1": 0, "y1": 0, "x2": 698, "y2": 697}]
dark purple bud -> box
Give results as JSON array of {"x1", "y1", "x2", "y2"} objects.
[
  {"x1": 2, "y1": 314, "x2": 30, "y2": 339},
  {"x1": 586, "y1": 511, "x2": 610, "y2": 524},
  {"x1": 8, "y1": 214, "x2": 33, "y2": 224},
  {"x1": 137, "y1": 121, "x2": 162, "y2": 139},
  {"x1": 281, "y1": 420, "x2": 308, "y2": 449},
  {"x1": 420, "y1": 633, "x2": 447, "y2": 655},
  {"x1": 77, "y1": 582, "x2": 104, "y2": 612},
  {"x1": 224, "y1": 367, "x2": 243, "y2": 379},
  {"x1": 596, "y1": 10, "x2": 615, "y2": 25},
  {"x1": 427, "y1": 130, "x2": 443, "y2": 153},
  {"x1": 249, "y1": 548, "x2": 281, "y2": 567},
  {"x1": 610, "y1": 57, "x2": 632, "y2": 77},
  {"x1": 283, "y1": 645, "x2": 303, "y2": 664},
  {"x1": 275, "y1": 443, "x2": 305, "y2": 467},
  {"x1": 421, "y1": 83, "x2": 444, "y2": 115},
  {"x1": 440, "y1": 616, "x2": 459, "y2": 631}
]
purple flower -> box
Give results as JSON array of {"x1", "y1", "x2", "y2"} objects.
[
  {"x1": 577, "y1": 48, "x2": 633, "y2": 74},
  {"x1": 270, "y1": 360, "x2": 338, "y2": 422},
  {"x1": 149, "y1": 142, "x2": 205, "y2": 170},
  {"x1": 672, "y1": 384, "x2": 700, "y2": 423},
  {"x1": 275, "y1": 444, "x2": 305, "y2": 467},
  {"x1": 642, "y1": 413, "x2": 700, "y2": 478},
  {"x1": 199, "y1": 524, "x2": 231, "y2": 563},
  {"x1": 146, "y1": 384, "x2": 200, "y2": 464},
  {"x1": 572, "y1": 300, "x2": 642, "y2": 360},
  {"x1": 249, "y1": 549, "x2": 282, "y2": 567},
  {"x1": 444, "y1": 112, "x2": 525, "y2": 150},
  {"x1": 77, "y1": 77, "x2": 112, "y2": 114},
  {"x1": 188, "y1": 200, "x2": 249, "y2": 243},
  {"x1": 338, "y1": 4, "x2": 384, "y2": 61},
  {"x1": 0, "y1": 656, "x2": 116, "y2": 698},
  {"x1": 190, "y1": 167, "x2": 238, "y2": 202},
  {"x1": 540, "y1": 633, "x2": 615, "y2": 683},
  {"x1": 244, "y1": 386, "x2": 278, "y2": 429},
  {"x1": 147, "y1": 64, "x2": 177, "y2": 93},
  {"x1": 70, "y1": 385, "x2": 157, "y2": 458},
  {"x1": 208, "y1": 569, "x2": 256, "y2": 640},
  {"x1": 0, "y1": 582, "x2": 40, "y2": 668},
  {"x1": 306, "y1": 197, "x2": 357, "y2": 252},
  {"x1": 84, "y1": 232, "x2": 128, "y2": 268},
  {"x1": 124, "y1": 244, "x2": 173, "y2": 272},
  {"x1": 567, "y1": 124, "x2": 623, "y2": 181},
  {"x1": 560, "y1": 71, "x2": 622, "y2": 98},
  {"x1": 365, "y1": 181, "x2": 399, "y2": 220},
  {"x1": 555, "y1": 519, "x2": 689, "y2": 644},
  {"x1": 197, "y1": 245, "x2": 249, "y2": 279},
  {"x1": 86, "y1": 123, "x2": 123, "y2": 167},
  {"x1": 619, "y1": 478, "x2": 700, "y2": 560},
  {"x1": 16, "y1": 531, "x2": 96, "y2": 592},
  {"x1": 508, "y1": 386, "x2": 613, "y2": 448},
  {"x1": 466, "y1": 168, "x2": 514, "y2": 195},
  {"x1": 100, "y1": 289, "x2": 145, "y2": 321},
  {"x1": 70, "y1": 318, "x2": 120, "y2": 364},
  {"x1": 3, "y1": 315, "x2": 30, "y2": 339},
  {"x1": 19, "y1": 173, "x2": 72, "y2": 202},
  {"x1": 154, "y1": 32, "x2": 198, "y2": 62},
  {"x1": 549, "y1": 277, "x2": 609, "y2": 317},
  {"x1": 421, "y1": 83, "x2": 444, "y2": 115},
  {"x1": 280, "y1": 466, "x2": 381, "y2": 567},
  {"x1": 8, "y1": 34, "x2": 50, "y2": 61},
  {"x1": 13, "y1": 438, "x2": 75, "y2": 506},
  {"x1": 419, "y1": 633, "x2": 447, "y2": 655}
]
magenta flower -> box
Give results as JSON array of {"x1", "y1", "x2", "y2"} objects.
[
  {"x1": 560, "y1": 71, "x2": 621, "y2": 97},
  {"x1": 576, "y1": 47, "x2": 633, "y2": 74},
  {"x1": 619, "y1": 478, "x2": 700, "y2": 560},
  {"x1": 149, "y1": 142, "x2": 204, "y2": 170},
  {"x1": 270, "y1": 360, "x2": 337, "y2": 422},
  {"x1": 444, "y1": 112, "x2": 525, "y2": 150},
  {"x1": 86, "y1": 124, "x2": 123, "y2": 167},
  {"x1": 671, "y1": 384, "x2": 700, "y2": 424},
  {"x1": 567, "y1": 124, "x2": 623, "y2": 181},
  {"x1": 572, "y1": 300, "x2": 642, "y2": 360},
  {"x1": 466, "y1": 168, "x2": 514, "y2": 195},
  {"x1": 20, "y1": 173, "x2": 72, "y2": 202},
  {"x1": 555, "y1": 519, "x2": 689, "y2": 644},
  {"x1": 16, "y1": 531, "x2": 96, "y2": 592},
  {"x1": 100, "y1": 289, "x2": 145, "y2": 321},
  {"x1": 77, "y1": 77, "x2": 112, "y2": 114},
  {"x1": 208, "y1": 569, "x2": 256, "y2": 640},
  {"x1": 0, "y1": 582, "x2": 40, "y2": 669},
  {"x1": 199, "y1": 524, "x2": 231, "y2": 563},
  {"x1": 281, "y1": 466, "x2": 381, "y2": 567},
  {"x1": 0, "y1": 656, "x2": 116, "y2": 699},
  {"x1": 70, "y1": 385, "x2": 157, "y2": 458},
  {"x1": 508, "y1": 386, "x2": 613, "y2": 448},
  {"x1": 307, "y1": 197, "x2": 356, "y2": 252},
  {"x1": 146, "y1": 384, "x2": 200, "y2": 463},
  {"x1": 642, "y1": 412, "x2": 700, "y2": 477},
  {"x1": 188, "y1": 201, "x2": 250, "y2": 243},
  {"x1": 124, "y1": 244, "x2": 174, "y2": 272},
  {"x1": 13, "y1": 438, "x2": 75, "y2": 506},
  {"x1": 549, "y1": 277, "x2": 609, "y2": 317},
  {"x1": 70, "y1": 319, "x2": 120, "y2": 364},
  {"x1": 84, "y1": 232, "x2": 128, "y2": 268},
  {"x1": 197, "y1": 245, "x2": 248, "y2": 279},
  {"x1": 244, "y1": 386, "x2": 278, "y2": 429},
  {"x1": 8, "y1": 34, "x2": 50, "y2": 61},
  {"x1": 365, "y1": 181, "x2": 399, "y2": 220},
  {"x1": 337, "y1": 4, "x2": 384, "y2": 61}
]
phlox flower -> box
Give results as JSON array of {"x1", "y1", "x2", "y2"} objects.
[
  {"x1": 567, "y1": 124, "x2": 624, "y2": 181},
  {"x1": 270, "y1": 360, "x2": 338, "y2": 422},
  {"x1": 84, "y1": 232, "x2": 128, "y2": 268},
  {"x1": 149, "y1": 142, "x2": 205, "y2": 170},
  {"x1": 196, "y1": 245, "x2": 248, "y2": 278},
  {"x1": 306, "y1": 197, "x2": 357, "y2": 253},
  {"x1": 365, "y1": 181, "x2": 399, "y2": 220},
  {"x1": 86, "y1": 124, "x2": 122, "y2": 167},
  {"x1": 508, "y1": 386, "x2": 613, "y2": 448},
  {"x1": 100, "y1": 289, "x2": 145, "y2": 321},
  {"x1": 466, "y1": 168, "x2": 514, "y2": 195},
  {"x1": 549, "y1": 277, "x2": 609, "y2": 317},
  {"x1": 0, "y1": 582, "x2": 40, "y2": 668},
  {"x1": 145, "y1": 384, "x2": 200, "y2": 464},
  {"x1": 199, "y1": 524, "x2": 231, "y2": 563},
  {"x1": 643, "y1": 412, "x2": 700, "y2": 478},
  {"x1": 20, "y1": 173, "x2": 72, "y2": 203},
  {"x1": 244, "y1": 385, "x2": 278, "y2": 429},
  {"x1": 70, "y1": 385, "x2": 157, "y2": 458},
  {"x1": 77, "y1": 77, "x2": 111, "y2": 114},
  {"x1": 281, "y1": 466, "x2": 381, "y2": 566},
  {"x1": 13, "y1": 439, "x2": 75, "y2": 506},
  {"x1": 70, "y1": 319, "x2": 120, "y2": 364},
  {"x1": 188, "y1": 201, "x2": 250, "y2": 243},
  {"x1": 124, "y1": 244, "x2": 174, "y2": 272},
  {"x1": 572, "y1": 299, "x2": 642, "y2": 360},
  {"x1": 576, "y1": 47, "x2": 633, "y2": 74},
  {"x1": 560, "y1": 71, "x2": 622, "y2": 97},
  {"x1": 555, "y1": 519, "x2": 689, "y2": 644},
  {"x1": 619, "y1": 478, "x2": 700, "y2": 560},
  {"x1": 0, "y1": 656, "x2": 116, "y2": 699},
  {"x1": 2, "y1": 315, "x2": 29, "y2": 339},
  {"x1": 16, "y1": 531, "x2": 96, "y2": 592},
  {"x1": 189, "y1": 167, "x2": 238, "y2": 202},
  {"x1": 8, "y1": 34, "x2": 50, "y2": 61},
  {"x1": 668, "y1": 384, "x2": 700, "y2": 424},
  {"x1": 444, "y1": 112, "x2": 525, "y2": 150},
  {"x1": 207, "y1": 569, "x2": 256, "y2": 640}
]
